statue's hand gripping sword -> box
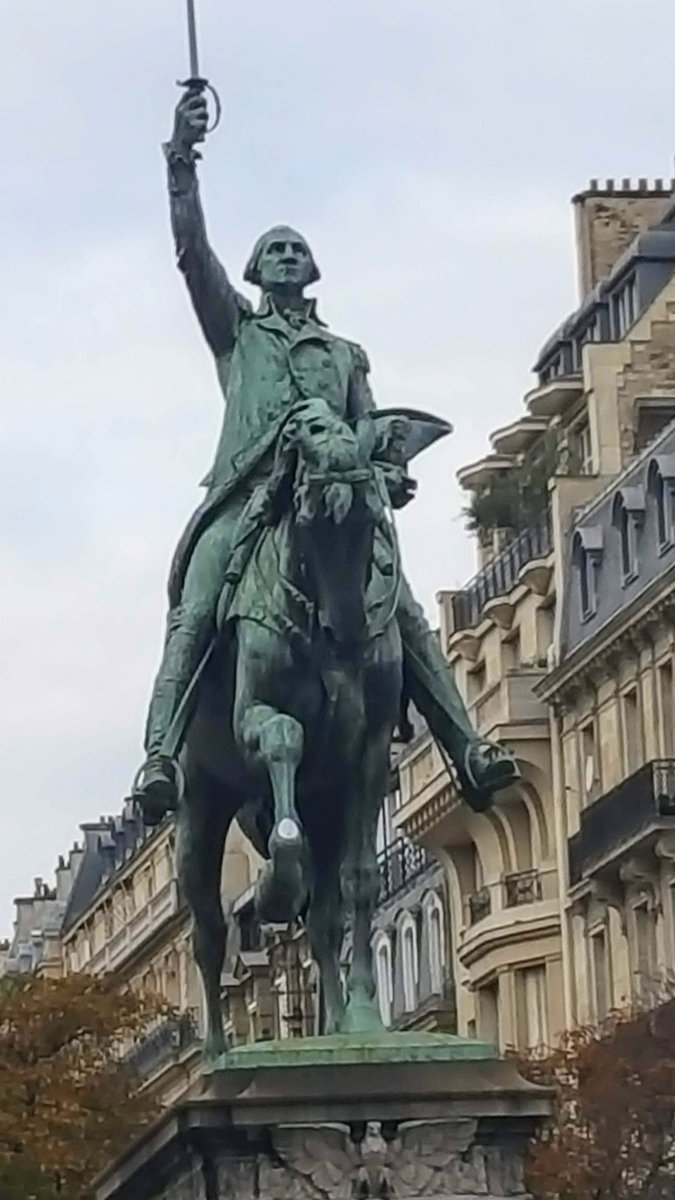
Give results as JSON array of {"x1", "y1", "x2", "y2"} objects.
[{"x1": 178, "y1": 0, "x2": 222, "y2": 132}]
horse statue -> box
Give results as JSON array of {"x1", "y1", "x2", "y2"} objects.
[{"x1": 171, "y1": 396, "x2": 448, "y2": 1056}]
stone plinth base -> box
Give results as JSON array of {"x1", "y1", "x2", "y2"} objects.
[{"x1": 97, "y1": 1037, "x2": 551, "y2": 1200}]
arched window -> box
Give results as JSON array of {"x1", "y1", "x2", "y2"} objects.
[
  {"x1": 274, "y1": 971, "x2": 290, "y2": 1040},
  {"x1": 572, "y1": 527, "x2": 603, "y2": 620},
  {"x1": 400, "y1": 915, "x2": 418, "y2": 1013},
  {"x1": 618, "y1": 500, "x2": 632, "y2": 579},
  {"x1": 648, "y1": 458, "x2": 675, "y2": 551},
  {"x1": 424, "y1": 893, "x2": 446, "y2": 996},
  {"x1": 612, "y1": 488, "x2": 644, "y2": 585},
  {"x1": 373, "y1": 934, "x2": 393, "y2": 1026}
]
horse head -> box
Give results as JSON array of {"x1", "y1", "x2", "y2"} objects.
[{"x1": 266, "y1": 398, "x2": 383, "y2": 651}]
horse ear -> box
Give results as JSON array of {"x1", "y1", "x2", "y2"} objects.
[{"x1": 356, "y1": 416, "x2": 376, "y2": 461}]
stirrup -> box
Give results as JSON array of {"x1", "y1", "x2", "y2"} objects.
[{"x1": 131, "y1": 758, "x2": 185, "y2": 826}]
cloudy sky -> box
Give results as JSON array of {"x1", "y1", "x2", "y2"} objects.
[{"x1": 2, "y1": 0, "x2": 674, "y2": 932}]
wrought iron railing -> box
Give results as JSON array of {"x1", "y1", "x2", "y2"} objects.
[
  {"x1": 124, "y1": 1009, "x2": 200, "y2": 1078},
  {"x1": 378, "y1": 838, "x2": 433, "y2": 903},
  {"x1": 503, "y1": 869, "x2": 543, "y2": 907},
  {"x1": 451, "y1": 516, "x2": 552, "y2": 632},
  {"x1": 468, "y1": 886, "x2": 491, "y2": 925},
  {"x1": 568, "y1": 760, "x2": 675, "y2": 886}
]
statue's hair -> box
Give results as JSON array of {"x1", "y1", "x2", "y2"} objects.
[{"x1": 243, "y1": 226, "x2": 320, "y2": 286}]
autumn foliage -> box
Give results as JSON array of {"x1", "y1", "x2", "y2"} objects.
[
  {"x1": 517, "y1": 1000, "x2": 675, "y2": 1200},
  {"x1": 0, "y1": 972, "x2": 168, "y2": 1199}
]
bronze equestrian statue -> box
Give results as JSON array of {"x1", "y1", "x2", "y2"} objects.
[{"x1": 133, "y1": 91, "x2": 518, "y2": 1055}]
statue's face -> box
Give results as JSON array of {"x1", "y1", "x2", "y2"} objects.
[{"x1": 257, "y1": 233, "x2": 314, "y2": 291}]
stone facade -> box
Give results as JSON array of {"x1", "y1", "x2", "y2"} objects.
[
  {"x1": 542, "y1": 419, "x2": 675, "y2": 1025},
  {"x1": 396, "y1": 177, "x2": 675, "y2": 1050}
]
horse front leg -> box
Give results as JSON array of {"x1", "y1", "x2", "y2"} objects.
[{"x1": 234, "y1": 648, "x2": 307, "y2": 926}]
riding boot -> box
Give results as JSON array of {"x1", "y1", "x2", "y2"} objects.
[
  {"x1": 397, "y1": 579, "x2": 519, "y2": 810},
  {"x1": 136, "y1": 623, "x2": 204, "y2": 825}
]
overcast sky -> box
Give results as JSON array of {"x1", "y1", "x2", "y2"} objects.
[{"x1": 3, "y1": 0, "x2": 675, "y2": 933}]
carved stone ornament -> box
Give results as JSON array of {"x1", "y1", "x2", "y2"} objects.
[{"x1": 259, "y1": 1119, "x2": 526, "y2": 1200}]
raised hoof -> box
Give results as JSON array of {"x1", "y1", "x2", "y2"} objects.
[{"x1": 255, "y1": 819, "x2": 307, "y2": 924}]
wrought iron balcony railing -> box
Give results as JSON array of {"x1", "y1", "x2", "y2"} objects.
[
  {"x1": 124, "y1": 1009, "x2": 200, "y2": 1078},
  {"x1": 378, "y1": 837, "x2": 434, "y2": 904},
  {"x1": 451, "y1": 517, "x2": 552, "y2": 632},
  {"x1": 468, "y1": 886, "x2": 491, "y2": 925},
  {"x1": 503, "y1": 869, "x2": 543, "y2": 907},
  {"x1": 568, "y1": 760, "x2": 675, "y2": 886}
]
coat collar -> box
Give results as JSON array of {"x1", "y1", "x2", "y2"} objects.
[{"x1": 254, "y1": 293, "x2": 327, "y2": 331}]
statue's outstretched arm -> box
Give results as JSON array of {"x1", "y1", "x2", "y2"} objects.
[{"x1": 164, "y1": 93, "x2": 240, "y2": 356}]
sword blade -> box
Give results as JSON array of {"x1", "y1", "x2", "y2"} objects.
[{"x1": 185, "y1": 0, "x2": 200, "y2": 79}]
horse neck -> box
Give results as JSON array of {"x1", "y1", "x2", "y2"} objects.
[{"x1": 294, "y1": 495, "x2": 375, "y2": 650}]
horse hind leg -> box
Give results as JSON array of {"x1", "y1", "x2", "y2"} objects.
[
  {"x1": 238, "y1": 703, "x2": 307, "y2": 924},
  {"x1": 342, "y1": 728, "x2": 392, "y2": 1034},
  {"x1": 176, "y1": 771, "x2": 231, "y2": 1060}
]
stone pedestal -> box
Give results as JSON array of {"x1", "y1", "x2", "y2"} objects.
[{"x1": 96, "y1": 1035, "x2": 551, "y2": 1200}]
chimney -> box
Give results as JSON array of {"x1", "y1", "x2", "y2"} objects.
[{"x1": 573, "y1": 177, "x2": 673, "y2": 299}]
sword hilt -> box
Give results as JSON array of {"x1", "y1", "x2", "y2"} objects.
[{"x1": 177, "y1": 76, "x2": 222, "y2": 133}]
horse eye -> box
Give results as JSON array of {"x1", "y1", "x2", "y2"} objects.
[{"x1": 309, "y1": 422, "x2": 325, "y2": 435}]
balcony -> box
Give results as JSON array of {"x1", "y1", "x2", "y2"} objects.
[
  {"x1": 456, "y1": 453, "x2": 515, "y2": 491},
  {"x1": 468, "y1": 886, "x2": 491, "y2": 925},
  {"x1": 451, "y1": 518, "x2": 552, "y2": 632},
  {"x1": 378, "y1": 838, "x2": 434, "y2": 903},
  {"x1": 473, "y1": 668, "x2": 548, "y2": 737},
  {"x1": 124, "y1": 1009, "x2": 200, "y2": 1079},
  {"x1": 525, "y1": 375, "x2": 583, "y2": 418},
  {"x1": 568, "y1": 760, "x2": 675, "y2": 886},
  {"x1": 503, "y1": 869, "x2": 542, "y2": 907},
  {"x1": 490, "y1": 416, "x2": 549, "y2": 456}
]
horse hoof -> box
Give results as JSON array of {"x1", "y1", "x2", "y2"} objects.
[{"x1": 255, "y1": 825, "x2": 307, "y2": 923}]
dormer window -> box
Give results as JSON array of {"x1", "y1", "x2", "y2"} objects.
[
  {"x1": 612, "y1": 487, "x2": 645, "y2": 584},
  {"x1": 573, "y1": 527, "x2": 603, "y2": 620},
  {"x1": 611, "y1": 274, "x2": 638, "y2": 338},
  {"x1": 648, "y1": 455, "x2": 675, "y2": 551}
]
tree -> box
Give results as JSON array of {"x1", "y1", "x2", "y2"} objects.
[
  {"x1": 517, "y1": 1001, "x2": 675, "y2": 1200},
  {"x1": 0, "y1": 972, "x2": 169, "y2": 1199}
]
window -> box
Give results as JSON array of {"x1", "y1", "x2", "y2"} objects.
[
  {"x1": 573, "y1": 529, "x2": 602, "y2": 620},
  {"x1": 374, "y1": 936, "x2": 393, "y2": 1026},
  {"x1": 659, "y1": 662, "x2": 675, "y2": 758},
  {"x1": 467, "y1": 660, "x2": 487, "y2": 703},
  {"x1": 591, "y1": 927, "x2": 610, "y2": 1022},
  {"x1": 275, "y1": 971, "x2": 291, "y2": 1039},
  {"x1": 400, "y1": 916, "x2": 418, "y2": 1013},
  {"x1": 425, "y1": 895, "x2": 446, "y2": 995},
  {"x1": 623, "y1": 687, "x2": 643, "y2": 774},
  {"x1": 612, "y1": 275, "x2": 637, "y2": 337},
  {"x1": 636, "y1": 405, "x2": 675, "y2": 453},
  {"x1": 579, "y1": 550, "x2": 594, "y2": 617},
  {"x1": 632, "y1": 904, "x2": 657, "y2": 996},
  {"x1": 478, "y1": 980, "x2": 500, "y2": 1046},
  {"x1": 516, "y1": 966, "x2": 548, "y2": 1050},
  {"x1": 618, "y1": 501, "x2": 634, "y2": 580},
  {"x1": 580, "y1": 720, "x2": 599, "y2": 804}
]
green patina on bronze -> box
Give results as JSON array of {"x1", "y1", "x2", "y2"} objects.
[
  {"x1": 209, "y1": 1030, "x2": 498, "y2": 1071},
  {"x1": 133, "y1": 90, "x2": 520, "y2": 1059}
]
